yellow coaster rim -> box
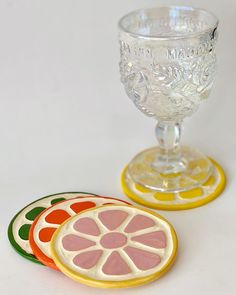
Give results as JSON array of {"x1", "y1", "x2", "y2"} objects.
[
  {"x1": 121, "y1": 158, "x2": 226, "y2": 211},
  {"x1": 51, "y1": 204, "x2": 178, "y2": 288}
]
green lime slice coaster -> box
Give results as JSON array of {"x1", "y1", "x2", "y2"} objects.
[{"x1": 8, "y1": 192, "x2": 96, "y2": 264}]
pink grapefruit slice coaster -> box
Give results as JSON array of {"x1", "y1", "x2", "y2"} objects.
[
  {"x1": 29, "y1": 196, "x2": 130, "y2": 270},
  {"x1": 51, "y1": 204, "x2": 178, "y2": 288}
]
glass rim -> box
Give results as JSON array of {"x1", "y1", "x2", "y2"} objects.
[{"x1": 118, "y1": 6, "x2": 219, "y2": 40}]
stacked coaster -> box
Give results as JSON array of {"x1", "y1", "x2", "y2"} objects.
[
  {"x1": 8, "y1": 192, "x2": 178, "y2": 288},
  {"x1": 8, "y1": 192, "x2": 96, "y2": 264}
]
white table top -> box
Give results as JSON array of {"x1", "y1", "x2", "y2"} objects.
[{"x1": 1, "y1": 0, "x2": 235, "y2": 294}]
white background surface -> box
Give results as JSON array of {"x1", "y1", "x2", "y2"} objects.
[{"x1": 0, "y1": 0, "x2": 235, "y2": 294}]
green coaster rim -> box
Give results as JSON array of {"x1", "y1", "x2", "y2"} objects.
[{"x1": 8, "y1": 192, "x2": 97, "y2": 264}]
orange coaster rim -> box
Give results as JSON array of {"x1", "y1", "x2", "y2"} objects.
[
  {"x1": 29, "y1": 196, "x2": 130, "y2": 270},
  {"x1": 7, "y1": 192, "x2": 96, "y2": 264}
]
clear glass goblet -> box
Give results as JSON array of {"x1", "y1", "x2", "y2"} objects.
[{"x1": 119, "y1": 6, "x2": 223, "y2": 204}]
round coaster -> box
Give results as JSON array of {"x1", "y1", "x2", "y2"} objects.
[
  {"x1": 121, "y1": 158, "x2": 226, "y2": 210},
  {"x1": 8, "y1": 192, "x2": 96, "y2": 264},
  {"x1": 51, "y1": 204, "x2": 178, "y2": 288},
  {"x1": 29, "y1": 196, "x2": 130, "y2": 270}
]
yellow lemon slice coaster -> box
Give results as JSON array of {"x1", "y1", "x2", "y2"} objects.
[
  {"x1": 51, "y1": 204, "x2": 178, "y2": 288},
  {"x1": 121, "y1": 158, "x2": 226, "y2": 210}
]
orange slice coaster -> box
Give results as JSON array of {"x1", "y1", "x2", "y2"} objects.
[
  {"x1": 29, "y1": 196, "x2": 130, "y2": 270},
  {"x1": 51, "y1": 204, "x2": 178, "y2": 288}
]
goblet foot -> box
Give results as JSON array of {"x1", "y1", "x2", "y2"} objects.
[{"x1": 121, "y1": 146, "x2": 226, "y2": 210}]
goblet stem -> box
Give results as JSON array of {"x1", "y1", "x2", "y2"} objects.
[{"x1": 153, "y1": 121, "x2": 185, "y2": 175}]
